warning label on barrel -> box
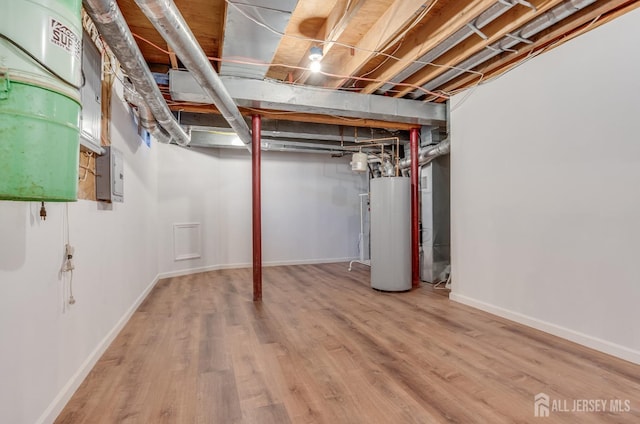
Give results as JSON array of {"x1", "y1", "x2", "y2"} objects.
[{"x1": 49, "y1": 18, "x2": 80, "y2": 59}]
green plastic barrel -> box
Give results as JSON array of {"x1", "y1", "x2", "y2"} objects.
[{"x1": 0, "y1": 0, "x2": 82, "y2": 201}]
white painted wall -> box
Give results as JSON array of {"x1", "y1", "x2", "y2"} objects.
[
  {"x1": 0, "y1": 86, "x2": 160, "y2": 424},
  {"x1": 450, "y1": 9, "x2": 640, "y2": 364},
  {"x1": 156, "y1": 145, "x2": 222, "y2": 274},
  {"x1": 157, "y1": 146, "x2": 366, "y2": 276}
]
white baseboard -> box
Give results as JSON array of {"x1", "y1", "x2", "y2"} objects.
[
  {"x1": 37, "y1": 275, "x2": 161, "y2": 424},
  {"x1": 157, "y1": 264, "x2": 223, "y2": 279},
  {"x1": 450, "y1": 292, "x2": 640, "y2": 365},
  {"x1": 157, "y1": 257, "x2": 357, "y2": 280},
  {"x1": 264, "y1": 257, "x2": 357, "y2": 267}
]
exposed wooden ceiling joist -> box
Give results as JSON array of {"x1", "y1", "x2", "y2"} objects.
[
  {"x1": 325, "y1": 0, "x2": 433, "y2": 89},
  {"x1": 357, "y1": 0, "x2": 496, "y2": 94},
  {"x1": 431, "y1": 0, "x2": 640, "y2": 100},
  {"x1": 108, "y1": 0, "x2": 638, "y2": 137},
  {"x1": 391, "y1": 0, "x2": 566, "y2": 98}
]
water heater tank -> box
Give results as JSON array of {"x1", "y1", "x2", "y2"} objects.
[
  {"x1": 0, "y1": 0, "x2": 82, "y2": 201},
  {"x1": 370, "y1": 177, "x2": 411, "y2": 291}
]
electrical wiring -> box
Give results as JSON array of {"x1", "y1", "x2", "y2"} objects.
[
  {"x1": 94, "y1": 33, "x2": 155, "y2": 105},
  {"x1": 131, "y1": 31, "x2": 449, "y2": 99},
  {"x1": 377, "y1": 0, "x2": 440, "y2": 60},
  {"x1": 63, "y1": 204, "x2": 76, "y2": 306},
  {"x1": 358, "y1": 40, "x2": 404, "y2": 79},
  {"x1": 292, "y1": 67, "x2": 308, "y2": 85},
  {"x1": 132, "y1": 32, "x2": 171, "y2": 55},
  {"x1": 78, "y1": 152, "x2": 95, "y2": 182},
  {"x1": 332, "y1": 0, "x2": 439, "y2": 88},
  {"x1": 325, "y1": 69, "x2": 447, "y2": 98},
  {"x1": 330, "y1": 0, "x2": 353, "y2": 41},
  {"x1": 222, "y1": 0, "x2": 480, "y2": 93}
]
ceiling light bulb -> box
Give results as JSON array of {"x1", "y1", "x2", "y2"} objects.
[
  {"x1": 309, "y1": 60, "x2": 322, "y2": 73},
  {"x1": 309, "y1": 46, "x2": 323, "y2": 62}
]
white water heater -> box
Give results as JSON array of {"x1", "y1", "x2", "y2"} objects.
[{"x1": 370, "y1": 177, "x2": 411, "y2": 291}]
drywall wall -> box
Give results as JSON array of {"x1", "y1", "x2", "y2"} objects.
[
  {"x1": 450, "y1": 8, "x2": 640, "y2": 364},
  {"x1": 157, "y1": 146, "x2": 366, "y2": 276},
  {"x1": 156, "y1": 145, "x2": 222, "y2": 275},
  {"x1": 0, "y1": 87, "x2": 160, "y2": 424}
]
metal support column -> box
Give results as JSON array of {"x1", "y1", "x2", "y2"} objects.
[
  {"x1": 252, "y1": 115, "x2": 262, "y2": 301},
  {"x1": 410, "y1": 128, "x2": 420, "y2": 288}
]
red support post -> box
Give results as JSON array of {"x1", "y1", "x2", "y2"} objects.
[
  {"x1": 410, "y1": 127, "x2": 420, "y2": 288},
  {"x1": 252, "y1": 115, "x2": 262, "y2": 301}
]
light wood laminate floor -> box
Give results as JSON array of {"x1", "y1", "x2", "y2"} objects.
[{"x1": 56, "y1": 263, "x2": 640, "y2": 423}]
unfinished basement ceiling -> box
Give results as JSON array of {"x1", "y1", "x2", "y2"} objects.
[{"x1": 115, "y1": 0, "x2": 639, "y2": 132}]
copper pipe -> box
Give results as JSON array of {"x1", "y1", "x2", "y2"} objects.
[
  {"x1": 410, "y1": 128, "x2": 420, "y2": 288},
  {"x1": 252, "y1": 115, "x2": 262, "y2": 301}
]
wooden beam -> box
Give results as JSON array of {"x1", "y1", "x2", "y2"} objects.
[
  {"x1": 432, "y1": 0, "x2": 639, "y2": 98},
  {"x1": 322, "y1": 0, "x2": 366, "y2": 57},
  {"x1": 215, "y1": 0, "x2": 227, "y2": 72},
  {"x1": 326, "y1": 0, "x2": 432, "y2": 89},
  {"x1": 391, "y1": 0, "x2": 564, "y2": 98},
  {"x1": 265, "y1": 0, "x2": 339, "y2": 81},
  {"x1": 169, "y1": 103, "x2": 421, "y2": 130},
  {"x1": 296, "y1": 0, "x2": 366, "y2": 85},
  {"x1": 358, "y1": 0, "x2": 495, "y2": 94},
  {"x1": 168, "y1": 45, "x2": 178, "y2": 69},
  {"x1": 245, "y1": 109, "x2": 421, "y2": 131}
]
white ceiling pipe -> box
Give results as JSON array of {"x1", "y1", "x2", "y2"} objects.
[
  {"x1": 82, "y1": 0, "x2": 191, "y2": 146},
  {"x1": 134, "y1": 0, "x2": 253, "y2": 152}
]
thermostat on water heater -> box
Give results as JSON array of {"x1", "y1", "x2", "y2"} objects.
[{"x1": 96, "y1": 146, "x2": 124, "y2": 203}]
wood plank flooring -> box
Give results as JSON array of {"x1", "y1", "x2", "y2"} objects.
[{"x1": 56, "y1": 263, "x2": 640, "y2": 423}]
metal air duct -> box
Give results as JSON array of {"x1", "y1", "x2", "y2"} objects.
[
  {"x1": 376, "y1": 0, "x2": 521, "y2": 94},
  {"x1": 124, "y1": 86, "x2": 173, "y2": 144},
  {"x1": 412, "y1": 0, "x2": 597, "y2": 97},
  {"x1": 399, "y1": 138, "x2": 451, "y2": 169},
  {"x1": 82, "y1": 0, "x2": 191, "y2": 146},
  {"x1": 220, "y1": 0, "x2": 299, "y2": 80},
  {"x1": 133, "y1": 0, "x2": 253, "y2": 151}
]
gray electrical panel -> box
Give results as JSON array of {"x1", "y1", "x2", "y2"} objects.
[
  {"x1": 370, "y1": 177, "x2": 411, "y2": 291},
  {"x1": 96, "y1": 146, "x2": 124, "y2": 202}
]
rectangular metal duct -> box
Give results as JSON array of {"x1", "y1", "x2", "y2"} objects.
[
  {"x1": 169, "y1": 70, "x2": 447, "y2": 126},
  {"x1": 220, "y1": 0, "x2": 299, "y2": 79}
]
